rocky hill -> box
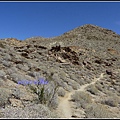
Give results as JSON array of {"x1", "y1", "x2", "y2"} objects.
[{"x1": 0, "y1": 24, "x2": 120, "y2": 118}]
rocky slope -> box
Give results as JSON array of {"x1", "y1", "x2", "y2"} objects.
[{"x1": 0, "y1": 24, "x2": 120, "y2": 118}]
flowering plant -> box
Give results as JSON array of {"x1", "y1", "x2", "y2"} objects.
[{"x1": 17, "y1": 78, "x2": 48, "y2": 85}]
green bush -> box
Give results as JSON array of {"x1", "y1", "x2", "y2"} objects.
[
  {"x1": 29, "y1": 73, "x2": 59, "y2": 109},
  {"x1": 28, "y1": 84, "x2": 47, "y2": 104}
]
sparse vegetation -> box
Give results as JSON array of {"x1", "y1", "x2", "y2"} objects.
[
  {"x1": 95, "y1": 81, "x2": 104, "y2": 92},
  {"x1": 29, "y1": 84, "x2": 47, "y2": 104},
  {"x1": 0, "y1": 111, "x2": 4, "y2": 118},
  {"x1": 101, "y1": 95, "x2": 120, "y2": 107},
  {"x1": 57, "y1": 87, "x2": 65, "y2": 97},
  {"x1": 85, "y1": 103, "x2": 115, "y2": 118},
  {"x1": 86, "y1": 84, "x2": 99, "y2": 95},
  {"x1": 28, "y1": 73, "x2": 60, "y2": 109},
  {"x1": 2, "y1": 104, "x2": 59, "y2": 118},
  {"x1": 0, "y1": 24, "x2": 120, "y2": 118},
  {"x1": 0, "y1": 88, "x2": 11, "y2": 108},
  {"x1": 71, "y1": 91, "x2": 92, "y2": 109}
]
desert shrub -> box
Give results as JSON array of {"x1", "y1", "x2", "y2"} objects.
[
  {"x1": 78, "y1": 78, "x2": 86, "y2": 85},
  {"x1": 57, "y1": 87, "x2": 65, "y2": 97},
  {"x1": 71, "y1": 91, "x2": 92, "y2": 109},
  {"x1": 29, "y1": 73, "x2": 60, "y2": 109},
  {"x1": 2, "y1": 103, "x2": 59, "y2": 118},
  {"x1": 0, "y1": 111, "x2": 4, "y2": 118},
  {"x1": 2, "y1": 60, "x2": 11, "y2": 67},
  {"x1": 46, "y1": 82, "x2": 59, "y2": 108},
  {"x1": 0, "y1": 88, "x2": 11, "y2": 107},
  {"x1": 95, "y1": 81, "x2": 104, "y2": 92},
  {"x1": 0, "y1": 70, "x2": 6, "y2": 79},
  {"x1": 86, "y1": 84, "x2": 99, "y2": 95},
  {"x1": 67, "y1": 80, "x2": 80, "y2": 90},
  {"x1": 101, "y1": 95, "x2": 120, "y2": 107},
  {"x1": 11, "y1": 88, "x2": 21, "y2": 99},
  {"x1": 3, "y1": 54, "x2": 11, "y2": 61},
  {"x1": 0, "y1": 41, "x2": 5, "y2": 48},
  {"x1": 28, "y1": 80, "x2": 48, "y2": 104},
  {"x1": 0, "y1": 78, "x2": 5, "y2": 86},
  {"x1": 28, "y1": 71, "x2": 40, "y2": 78},
  {"x1": 85, "y1": 103, "x2": 115, "y2": 118},
  {"x1": 10, "y1": 73, "x2": 26, "y2": 83},
  {"x1": 47, "y1": 93, "x2": 58, "y2": 109},
  {"x1": 58, "y1": 71, "x2": 67, "y2": 80}
]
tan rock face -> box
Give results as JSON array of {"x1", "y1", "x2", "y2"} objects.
[
  {"x1": 107, "y1": 48, "x2": 118, "y2": 55},
  {"x1": 69, "y1": 46, "x2": 85, "y2": 53},
  {"x1": 9, "y1": 98, "x2": 24, "y2": 108},
  {"x1": 57, "y1": 56, "x2": 67, "y2": 63}
]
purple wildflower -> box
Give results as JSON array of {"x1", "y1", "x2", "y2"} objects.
[
  {"x1": 33, "y1": 80, "x2": 39, "y2": 85},
  {"x1": 17, "y1": 78, "x2": 48, "y2": 85},
  {"x1": 38, "y1": 78, "x2": 48, "y2": 85}
]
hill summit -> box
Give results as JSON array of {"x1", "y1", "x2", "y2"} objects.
[{"x1": 0, "y1": 24, "x2": 120, "y2": 118}]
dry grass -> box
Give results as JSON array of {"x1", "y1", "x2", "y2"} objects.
[
  {"x1": 2, "y1": 103, "x2": 59, "y2": 118},
  {"x1": 101, "y1": 95, "x2": 120, "y2": 107},
  {"x1": 71, "y1": 91, "x2": 92, "y2": 109},
  {"x1": 85, "y1": 103, "x2": 116, "y2": 118},
  {"x1": 86, "y1": 84, "x2": 99, "y2": 95}
]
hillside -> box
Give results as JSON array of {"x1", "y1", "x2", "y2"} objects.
[{"x1": 0, "y1": 24, "x2": 120, "y2": 118}]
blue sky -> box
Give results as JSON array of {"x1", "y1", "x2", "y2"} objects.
[{"x1": 0, "y1": 2, "x2": 120, "y2": 40}]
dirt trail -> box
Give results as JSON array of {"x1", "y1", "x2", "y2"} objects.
[{"x1": 56, "y1": 73, "x2": 104, "y2": 118}]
